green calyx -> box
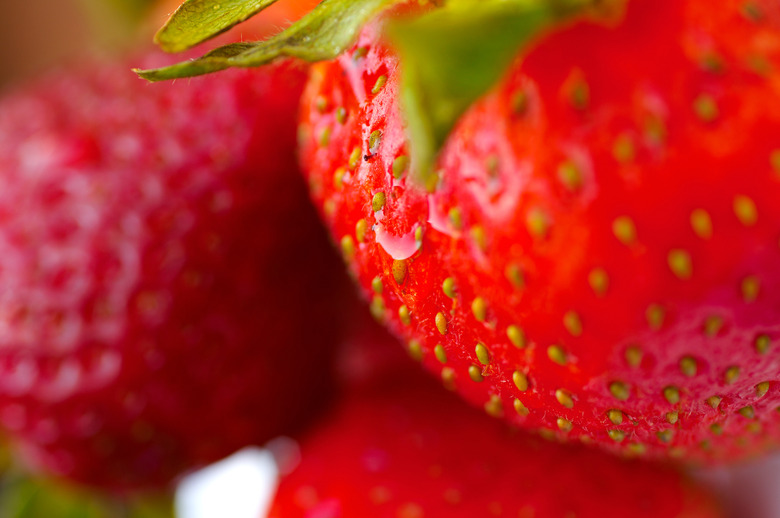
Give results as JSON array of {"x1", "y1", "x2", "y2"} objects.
[{"x1": 138, "y1": 0, "x2": 623, "y2": 184}]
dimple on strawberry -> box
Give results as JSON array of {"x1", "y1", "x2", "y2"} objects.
[
  {"x1": 140, "y1": 0, "x2": 780, "y2": 463},
  {"x1": 0, "y1": 53, "x2": 349, "y2": 491}
]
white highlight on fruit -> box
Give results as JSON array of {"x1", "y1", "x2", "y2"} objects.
[{"x1": 175, "y1": 447, "x2": 281, "y2": 518}]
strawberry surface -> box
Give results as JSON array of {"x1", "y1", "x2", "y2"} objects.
[
  {"x1": 267, "y1": 354, "x2": 723, "y2": 518},
  {"x1": 298, "y1": 0, "x2": 780, "y2": 462},
  {"x1": 0, "y1": 54, "x2": 347, "y2": 490}
]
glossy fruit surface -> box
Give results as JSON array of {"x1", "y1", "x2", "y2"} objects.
[
  {"x1": 299, "y1": 0, "x2": 780, "y2": 462},
  {"x1": 0, "y1": 54, "x2": 346, "y2": 490}
]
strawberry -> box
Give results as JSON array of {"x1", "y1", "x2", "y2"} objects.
[
  {"x1": 267, "y1": 352, "x2": 724, "y2": 518},
  {"x1": 294, "y1": 0, "x2": 780, "y2": 462},
  {"x1": 0, "y1": 53, "x2": 348, "y2": 491}
]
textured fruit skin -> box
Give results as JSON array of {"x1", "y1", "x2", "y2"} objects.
[
  {"x1": 0, "y1": 55, "x2": 347, "y2": 490},
  {"x1": 268, "y1": 349, "x2": 723, "y2": 518},
  {"x1": 299, "y1": 0, "x2": 780, "y2": 462}
]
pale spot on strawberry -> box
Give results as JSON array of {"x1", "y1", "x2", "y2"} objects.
[
  {"x1": 624, "y1": 345, "x2": 643, "y2": 367},
  {"x1": 608, "y1": 430, "x2": 626, "y2": 442},
  {"x1": 513, "y1": 371, "x2": 529, "y2": 392},
  {"x1": 668, "y1": 249, "x2": 693, "y2": 280},
  {"x1": 733, "y1": 195, "x2": 758, "y2": 226},
  {"x1": 693, "y1": 94, "x2": 719, "y2": 122},
  {"x1": 741, "y1": 275, "x2": 760, "y2": 302},
  {"x1": 612, "y1": 216, "x2": 637, "y2": 245},
  {"x1": 663, "y1": 386, "x2": 680, "y2": 405},
  {"x1": 738, "y1": 406, "x2": 756, "y2": 419},
  {"x1": 475, "y1": 343, "x2": 491, "y2": 365},
  {"x1": 513, "y1": 398, "x2": 529, "y2": 416},
  {"x1": 441, "y1": 367, "x2": 456, "y2": 390},
  {"x1": 468, "y1": 365, "x2": 484, "y2": 383},
  {"x1": 667, "y1": 412, "x2": 679, "y2": 425},
  {"x1": 679, "y1": 356, "x2": 698, "y2": 377},
  {"x1": 485, "y1": 394, "x2": 504, "y2": 418},
  {"x1": 434, "y1": 344, "x2": 447, "y2": 364},
  {"x1": 435, "y1": 312, "x2": 447, "y2": 335},
  {"x1": 609, "y1": 381, "x2": 630, "y2": 401},
  {"x1": 525, "y1": 207, "x2": 551, "y2": 239},
  {"x1": 588, "y1": 268, "x2": 609, "y2": 296},
  {"x1": 442, "y1": 277, "x2": 457, "y2": 299},
  {"x1": 724, "y1": 366, "x2": 741, "y2": 384},
  {"x1": 607, "y1": 409, "x2": 623, "y2": 425},
  {"x1": 369, "y1": 486, "x2": 391, "y2": 504},
  {"x1": 471, "y1": 297, "x2": 487, "y2": 322},
  {"x1": 563, "y1": 311, "x2": 583, "y2": 337},
  {"x1": 690, "y1": 209, "x2": 713, "y2": 239},
  {"x1": 547, "y1": 345, "x2": 568, "y2": 366},
  {"x1": 755, "y1": 334, "x2": 770, "y2": 354},
  {"x1": 392, "y1": 260, "x2": 407, "y2": 285},
  {"x1": 398, "y1": 305, "x2": 411, "y2": 326},
  {"x1": 557, "y1": 418, "x2": 573, "y2": 432},
  {"x1": 555, "y1": 389, "x2": 574, "y2": 409},
  {"x1": 507, "y1": 325, "x2": 526, "y2": 348}
]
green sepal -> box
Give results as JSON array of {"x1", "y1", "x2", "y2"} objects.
[
  {"x1": 386, "y1": 0, "x2": 620, "y2": 184},
  {"x1": 155, "y1": 0, "x2": 283, "y2": 53},
  {"x1": 136, "y1": 0, "x2": 403, "y2": 81}
]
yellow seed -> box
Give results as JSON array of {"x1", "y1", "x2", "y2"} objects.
[
  {"x1": 663, "y1": 386, "x2": 680, "y2": 405},
  {"x1": 340, "y1": 235, "x2": 355, "y2": 258},
  {"x1": 526, "y1": 208, "x2": 550, "y2": 238},
  {"x1": 475, "y1": 343, "x2": 490, "y2": 365},
  {"x1": 468, "y1": 365, "x2": 484, "y2": 383},
  {"x1": 318, "y1": 127, "x2": 332, "y2": 146},
  {"x1": 414, "y1": 226, "x2": 423, "y2": 242},
  {"x1": 555, "y1": 389, "x2": 574, "y2": 409},
  {"x1": 513, "y1": 398, "x2": 529, "y2": 416},
  {"x1": 706, "y1": 396, "x2": 722, "y2": 409},
  {"x1": 557, "y1": 161, "x2": 583, "y2": 191},
  {"x1": 511, "y1": 90, "x2": 529, "y2": 115},
  {"x1": 612, "y1": 134, "x2": 635, "y2": 163},
  {"x1": 756, "y1": 382, "x2": 770, "y2": 398},
  {"x1": 646, "y1": 305, "x2": 665, "y2": 330},
  {"x1": 355, "y1": 219, "x2": 368, "y2": 243},
  {"x1": 679, "y1": 356, "x2": 698, "y2": 377},
  {"x1": 371, "y1": 75, "x2": 387, "y2": 94},
  {"x1": 505, "y1": 263, "x2": 524, "y2": 289},
  {"x1": 371, "y1": 276, "x2": 383, "y2": 294},
  {"x1": 372, "y1": 192, "x2": 386, "y2": 212},
  {"x1": 370, "y1": 295, "x2": 385, "y2": 321},
  {"x1": 398, "y1": 305, "x2": 411, "y2": 326},
  {"x1": 435, "y1": 312, "x2": 447, "y2": 335},
  {"x1": 336, "y1": 106, "x2": 347, "y2": 124},
  {"x1": 755, "y1": 334, "x2": 771, "y2": 354},
  {"x1": 741, "y1": 275, "x2": 760, "y2": 302},
  {"x1": 470, "y1": 225, "x2": 487, "y2": 251},
  {"x1": 607, "y1": 409, "x2": 623, "y2": 425},
  {"x1": 625, "y1": 345, "x2": 643, "y2": 368},
  {"x1": 392, "y1": 155, "x2": 409, "y2": 179},
  {"x1": 348, "y1": 146, "x2": 362, "y2": 170},
  {"x1": 628, "y1": 443, "x2": 647, "y2": 456},
  {"x1": 333, "y1": 167, "x2": 347, "y2": 189},
  {"x1": 512, "y1": 371, "x2": 529, "y2": 392},
  {"x1": 667, "y1": 412, "x2": 679, "y2": 424},
  {"x1": 448, "y1": 207, "x2": 463, "y2": 230},
  {"x1": 323, "y1": 199, "x2": 336, "y2": 217},
  {"x1": 484, "y1": 395, "x2": 503, "y2": 418},
  {"x1": 392, "y1": 260, "x2": 407, "y2": 285},
  {"x1": 557, "y1": 418, "x2": 573, "y2": 432},
  {"x1": 538, "y1": 429, "x2": 556, "y2": 441},
  {"x1": 441, "y1": 367, "x2": 456, "y2": 390},
  {"x1": 563, "y1": 311, "x2": 583, "y2": 337},
  {"x1": 657, "y1": 429, "x2": 674, "y2": 443},
  {"x1": 724, "y1": 366, "x2": 740, "y2": 384},
  {"x1": 693, "y1": 94, "x2": 719, "y2": 122},
  {"x1": 352, "y1": 46, "x2": 368, "y2": 60},
  {"x1": 547, "y1": 345, "x2": 568, "y2": 366},
  {"x1": 690, "y1": 209, "x2": 713, "y2": 239},
  {"x1": 434, "y1": 344, "x2": 447, "y2": 364},
  {"x1": 471, "y1": 297, "x2": 487, "y2": 322},
  {"x1": 668, "y1": 446, "x2": 684, "y2": 458},
  {"x1": 771, "y1": 150, "x2": 780, "y2": 174},
  {"x1": 710, "y1": 423, "x2": 723, "y2": 435},
  {"x1": 734, "y1": 195, "x2": 758, "y2": 226},
  {"x1": 507, "y1": 325, "x2": 526, "y2": 348},
  {"x1": 609, "y1": 381, "x2": 630, "y2": 401},
  {"x1": 314, "y1": 95, "x2": 329, "y2": 112},
  {"x1": 668, "y1": 249, "x2": 693, "y2": 279},
  {"x1": 747, "y1": 422, "x2": 762, "y2": 434},
  {"x1": 442, "y1": 278, "x2": 457, "y2": 299},
  {"x1": 407, "y1": 340, "x2": 423, "y2": 362},
  {"x1": 368, "y1": 130, "x2": 382, "y2": 153},
  {"x1": 613, "y1": 216, "x2": 637, "y2": 245},
  {"x1": 588, "y1": 268, "x2": 609, "y2": 296},
  {"x1": 608, "y1": 430, "x2": 626, "y2": 442},
  {"x1": 704, "y1": 316, "x2": 724, "y2": 337},
  {"x1": 739, "y1": 406, "x2": 755, "y2": 419}
]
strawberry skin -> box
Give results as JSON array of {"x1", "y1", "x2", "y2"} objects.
[
  {"x1": 299, "y1": 0, "x2": 780, "y2": 462},
  {"x1": 0, "y1": 55, "x2": 347, "y2": 490},
  {"x1": 268, "y1": 356, "x2": 723, "y2": 518}
]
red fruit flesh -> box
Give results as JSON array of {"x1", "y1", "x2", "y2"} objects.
[
  {"x1": 268, "y1": 365, "x2": 723, "y2": 518},
  {"x1": 0, "y1": 55, "x2": 347, "y2": 490},
  {"x1": 299, "y1": 0, "x2": 780, "y2": 462}
]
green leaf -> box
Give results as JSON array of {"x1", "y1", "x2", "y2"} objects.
[
  {"x1": 387, "y1": 0, "x2": 623, "y2": 184},
  {"x1": 155, "y1": 0, "x2": 283, "y2": 53},
  {"x1": 137, "y1": 0, "x2": 403, "y2": 81}
]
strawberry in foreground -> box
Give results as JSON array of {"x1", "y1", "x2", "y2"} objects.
[
  {"x1": 0, "y1": 54, "x2": 347, "y2": 491},
  {"x1": 292, "y1": 0, "x2": 780, "y2": 462},
  {"x1": 267, "y1": 359, "x2": 724, "y2": 518}
]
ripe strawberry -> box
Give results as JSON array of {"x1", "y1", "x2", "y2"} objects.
[
  {"x1": 0, "y1": 53, "x2": 348, "y2": 490},
  {"x1": 297, "y1": 0, "x2": 780, "y2": 462},
  {"x1": 268, "y1": 355, "x2": 723, "y2": 518}
]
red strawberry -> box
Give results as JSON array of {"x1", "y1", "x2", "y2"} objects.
[
  {"x1": 297, "y1": 0, "x2": 780, "y2": 462},
  {"x1": 268, "y1": 356, "x2": 723, "y2": 518},
  {"x1": 0, "y1": 54, "x2": 348, "y2": 490}
]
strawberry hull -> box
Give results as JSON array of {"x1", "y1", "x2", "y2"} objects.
[{"x1": 299, "y1": 0, "x2": 780, "y2": 462}]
